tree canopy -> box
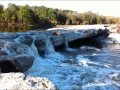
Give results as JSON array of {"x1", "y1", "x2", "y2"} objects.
[{"x1": 0, "y1": 3, "x2": 120, "y2": 28}]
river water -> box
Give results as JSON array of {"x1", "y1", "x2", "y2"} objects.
[
  {"x1": 1, "y1": 24, "x2": 119, "y2": 90},
  {"x1": 24, "y1": 33, "x2": 120, "y2": 90}
]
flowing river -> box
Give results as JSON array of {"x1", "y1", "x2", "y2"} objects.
[
  {"x1": 0, "y1": 25, "x2": 119, "y2": 90},
  {"x1": 23, "y1": 33, "x2": 120, "y2": 90}
]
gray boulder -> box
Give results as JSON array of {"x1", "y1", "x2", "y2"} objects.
[{"x1": 0, "y1": 55, "x2": 34, "y2": 72}]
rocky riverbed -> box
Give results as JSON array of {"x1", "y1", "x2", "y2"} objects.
[{"x1": 0, "y1": 25, "x2": 120, "y2": 90}]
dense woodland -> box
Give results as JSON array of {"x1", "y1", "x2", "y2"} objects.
[{"x1": 0, "y1": 3, "x2": 120, "y2": 28}]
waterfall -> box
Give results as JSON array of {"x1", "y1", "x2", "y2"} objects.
[
  {"x1": 62, "y1": 34, "x2": 69, "y2": 49},
  {"x1": 25, "y1": 35, "x2": 43, "y2": 75},
  {"x1": 64, "y1": 37, "x2": 69, "y2": 49},
  {"x1": 27, "y1": 35, "x2": 40, "y2": 59},
  {"x1": 63, "y1": 34, "x2": 77, "y2": 51},
  {"x1": 45, "y1": 35, "x2": 55, "y2": 55}
]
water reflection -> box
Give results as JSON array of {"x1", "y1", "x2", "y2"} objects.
[{"x1": 0, "y1": 26, "x2": 42, "y2": 32}]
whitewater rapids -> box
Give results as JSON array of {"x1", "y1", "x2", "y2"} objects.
[{"x1": 25, "y1": 35, "x2": 120, "y2": 90}]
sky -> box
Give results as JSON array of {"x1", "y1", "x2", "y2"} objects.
[{"x1": 0, "y1": 0, "x2": 120, "y2": 17}]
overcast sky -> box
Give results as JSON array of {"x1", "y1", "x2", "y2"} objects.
[{"x1": 0, "y1": 1, "x2": 120, "y2": 17}]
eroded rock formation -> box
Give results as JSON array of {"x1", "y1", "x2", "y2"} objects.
[{"x1": 0, "y1": 28, "x2": 109, "y2": 73}]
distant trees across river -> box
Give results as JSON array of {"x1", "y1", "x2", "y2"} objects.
[{"x1": 0, "y1": 3, "x2": 120, "y2": 29}]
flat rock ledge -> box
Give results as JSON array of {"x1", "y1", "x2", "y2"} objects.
[{"x1": 0, "y1": 73, "x2": 56, "y2": 90}]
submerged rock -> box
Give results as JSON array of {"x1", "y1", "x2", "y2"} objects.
[
  {"x1": 0, "y1": 73, "x2": 56, "y2": 90},
  {"x1": 0, "y1": 55, "x2": 34, "y2": 72},
  {"x1": 0, "y1": 40, "x2": 29, "y2": 56},
  {"x1": 16, "y1": 35, "x2": 34, "y2": 46}
]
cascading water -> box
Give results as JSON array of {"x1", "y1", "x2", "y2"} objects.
[
  {"x1": 25, "y1": 34, "x2": 65, "y2": 77},
  {"x1": 27, "y1": 35, "x2": 40, "y2": 58},
  {"x1": 63, "y1": 35, "x2": 77, "y2": 52},
  {"x1": 1, "y1": 43, "x2": 12, "y2": 55},
  {"x1": 25, "y1": 35, "x2": 44, "y2": 75},
  {"x1": 64, "y1": 37, "x2": 69, "y2": 49},
  {"x1": 19, "y1": 32, "x2": 120, "y2": 90},
  {"x1": 45, "y1": 35, "x2": 55, "y2": 55}
]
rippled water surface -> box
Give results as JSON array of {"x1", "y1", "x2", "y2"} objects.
[{"x1": 26, "y1": 40, "x2": 120, "y2": 90}]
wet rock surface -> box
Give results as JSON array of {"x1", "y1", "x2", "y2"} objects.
[
  {"x1": 0, "y1": 55, "x2": 34, "y2": 72},
  {"x1": 0, "y1": 40, "x2": 29, "y2": 55},
  {"x1": 0, "y1": 40, "x2": 34, "y2": 72},
  {"x1": 0, "y1": 73, "x2": 56, "y2": 90},
  {"x1": 0, "y1": 28, "x2": 109, "y2": 47},
  {"x1": 17, "y1": 35, "x2": 34, "y2": 46},
  {"x1": 35, "y1": 37, "x2": 46, "y2": 55}
]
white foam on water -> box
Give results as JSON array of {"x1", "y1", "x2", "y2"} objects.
[
  {"x1": 65, "y1": 48, "x2": 77, "y2": 52},
  {"x1": 27, "y1": 36, "x2": 40, "y2": 58},
  {"x1": 14, "y1": 37, "x2": 21, "y2": 44},
  {"x1": 45, "y1": 35, "x2": 56, "y2": 55},
  {"x1": 76, "y1": 55, "x2": 97, "y2": 67},
  {"x1": 76, "y1": 54, "x2": 120, "y2": 90},
  {"x1": 1, "y1": 42, "x2": 15, "y2": 55},
  {"x1": 25, "y1": 36, "x2": 120, "y2": 90},
  {"x1": 26, "y1": 50, "x2": 120, "y2": 90}
]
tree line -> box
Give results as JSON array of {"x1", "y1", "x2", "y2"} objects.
[{"x1": 0, "y1": 3, "x2": 120, "y2": 28}]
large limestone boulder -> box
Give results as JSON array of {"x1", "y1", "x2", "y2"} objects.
[
  {"x1": 0, "y1": 73, "x2": 56, "y2": 90},
  {"x1": 48, "y1": 28, "x2": 109, "y2": 46},
  {"x1": 0, "y1": 39, "x2": 34, "y2": 73},
  {"x1": 0, "y1": 55, "x2": 34, "y2": 72}
]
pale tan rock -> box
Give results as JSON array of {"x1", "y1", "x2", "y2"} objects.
[{"x1": 0, "y1": 73, "x2": 56, "y2": 90}]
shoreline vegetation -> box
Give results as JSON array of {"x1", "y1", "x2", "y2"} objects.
[{"x1": 0, "y1": 3, "x2": 120, "y2": 31}]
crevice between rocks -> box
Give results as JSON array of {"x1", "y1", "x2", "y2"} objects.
[
  {"x1": 55, "y1": 36, "x2": 103, "y2": 51},
  {"x1": 0, "y1": 61, "x2": 20, "y2": 73}
]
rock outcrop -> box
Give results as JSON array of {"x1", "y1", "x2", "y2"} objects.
[
  {"x1": 47, "y1": 28, "x2": 109, "y2": 46},
  {"x1": 0, "y1": 28, "x2": 109, "y2": 48},
  {"x1": 0, "y1": 40, "x2": 34, "y2": 73},
  {"x1": 0, "y1": 73, "x2": 56, "y2": 90},
  {"x1": 0, "y1": 27, "x2": 109, "y2": 73},
  {"x1": 0, "y1": 55, "x2": 34, "y2": 72}
]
